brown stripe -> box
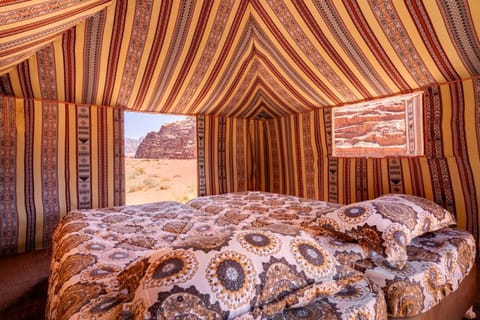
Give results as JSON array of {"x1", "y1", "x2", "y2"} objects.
[
  {"x1": 37, "y1": 44, "x2": 57, "y2": 100},
  {"x1": 450, "y1": 82, "x2": 478, "y2": 235},
  {"x1": 62, "y1": 28, "x2": 76, "y2": 103},
  {"x1": 162, "y1": 1, "x2": 214, "y2": 110},
  {"x1": 306, "y1": 0, "x2": 388, "y2": 96},
  {"x1": 101, "y1": 0, "x2": 128, "y2": 106},
  {"x1": 373, "y1": 159, "x2": 383, "y2": 197},
  {"x1": 406, "y1": 0, "x2": 459, "y2": 81},
  {"x1": 0, "y1": 0, "x2": 112, "y2": 36},
  {"x1": 313, "y1": 110, "x2": 325, "y2": 198},
  {"x1": 82, "y1": 9, "x2": 106, "y2": 104},
  {"x1": 0, "y1": 97, "x2": 18, "y2": 255},
  {"x1": 41, "y1": 101, "x2": 59, "y2": 248},
  {"x1": 187, "y1": 1, "x2": 249, "y2": 114},
  {"x1": 424, "y1": 86, "x2": 444, "y2": 158},
  {"x1": 344, "y1": 0, "x2": 410, "y2": 92},
  {"x1": 438, "y1": 0, "x2": 480, "y2": 76},
  {"x1": 116, "y1": 1, "x2": 153, "y2": 107},
  {"x1": 355, "y1": 158, "x2": 368, "y2": 201},
  {"x1": 196, "y1": 115, "x2": 206, "y2": 196},
  {"x1": 388, "y1": 158, "x2": 404, "y2": 194},
  {"x1": 97, "y1": 108, "x2": 107, "y2": 207},
  {"x1": 24, "y1": 99, "x2": 37, "y2": 250},
  {"x1": 17, "y1": 60, "x2": 34, "y2": 98},
  {"x1": 407, "y1": 157, "x2": 425, "y2": 198},
  {"x1": 251, "y1": 0, "x2": 342, "y2": 105},
  {"x1": 343, "y1": 159, "x2": 351, "y2": 203},
  {"x1": 369, "y1": 0, "x2": 435, "y2": 87}
]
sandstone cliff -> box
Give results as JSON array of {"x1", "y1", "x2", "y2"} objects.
[{"x1": 135, "y1": 117, "x2": 196, "y2": 159}]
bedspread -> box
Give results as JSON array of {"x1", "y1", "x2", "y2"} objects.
[
  {"x1": 354, "y1": 227, "x2": 476, "y2": 317},
  {"x1": 47, "y1": 196, "x2": 384, "y2": 320}
]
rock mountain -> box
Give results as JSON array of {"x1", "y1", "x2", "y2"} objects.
[{"x1": 134, "y1": 117, "x2": 196, "y2": 159}]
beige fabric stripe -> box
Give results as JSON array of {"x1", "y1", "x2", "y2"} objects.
[
  {"x1": 56, "y1": 102, "x2": 67, "y2": 218},
  {"x1": 68, "y1": 103, "x2": 78, "y2": 210},
  {"x1": 15, "y1": 99, "x2": 26, "y2": 252},
  {"x1": 90, "y1": 107, "x2": 99, "y2": 207},
  {"x1": 107, "y1": 107, "x2": 115, "y2": 206},
  {"x1": 32, "y1": 101, "x2": 44, "y2": 250}
]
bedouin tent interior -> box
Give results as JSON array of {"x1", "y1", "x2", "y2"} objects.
[{"x1": 1, "y1": 0, "x2": 480, "y2": 319}]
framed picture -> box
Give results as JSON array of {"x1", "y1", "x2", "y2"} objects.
[{"x1": 331, "y1": 92, "x2": 424, "y2": 158}]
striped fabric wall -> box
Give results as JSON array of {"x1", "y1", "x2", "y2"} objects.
[
  {"x1": 255, "y1": 78, "x2": 480, "y2": 243},
  {"x1": 197, "y1": 115, "x2": 253, "y2": 196},
  {"x1": 0, "y1": 0, "x2": 113, "y2": 75},
  {"x1": 0, "y1": 95, "x2": 124, "y2": 256},
  {"x1": 2, "y1": 1, "x2": 479, "y2": 119}
]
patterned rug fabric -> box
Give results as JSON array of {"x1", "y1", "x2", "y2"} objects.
[
  {"x1": 47, "y1": 194, "x2": 386, "y2": 320},
  {"x1": 47, "y1": 191, "x2": 476, "y2": 319},
  {"x1": 354, "y1": 228, "x2": 476, "y2": 318}
]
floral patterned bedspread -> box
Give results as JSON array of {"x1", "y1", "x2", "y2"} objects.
[
  {"x1": 47, "y1": 191, "x2": 475, "y2": 319},
  {"x1": 47, "y1": 193, "x2": 385, "y2": 320},
  {"x1": 187, "y1": 191, "x2": 477, "y2": 318},
  {"x1": 354, "y1": 227, "x2": 476, "y2": 318}
]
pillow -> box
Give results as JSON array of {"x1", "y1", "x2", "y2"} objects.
[
  {"x1": 321, "y1": 194, "x2": 456, "y2": 269},
  {"x1": 120, "y1": 229, "x2": 341, "y2": 320},
  {"x1": 376, "y1": 193, "x2": 456, "y2": 229}
]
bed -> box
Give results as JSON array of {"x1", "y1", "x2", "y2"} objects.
[{"x1": 46, "y1": 191, "x2": 476, "y2": 320}]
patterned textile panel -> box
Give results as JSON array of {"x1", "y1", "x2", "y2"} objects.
[
  {"x1": 354, "y1": 228, "x2": 476, "y2": 318},
  {"x1": 319, "y1": 193, "x2": 457, "y2": 269},
  {"x1": 121, "y1": 229, "x2": 344, "y2": 319},
  {"x1": 233, "y1": 277, "x2": 387, "y2": 320},
  {"x1": 0, "y1": 96, "x2": 124, "y2": 256},
  {"x1": 314, "y1": 235, "x2": 370, "y2": 267},
  {"x1": 223, "y1": 78, "x2": 480, "y2": 247},
  {"x1": 186, "y1": 191, "x2": 343, "y2": 233},
  {"x1": 187, "y1": 191, "x2": 371, "y2": 266},
  {"x1": 47, "y1": 198, "x2": 386, "y2": 320},
  {"x1": 196, "y1": 115, "x2": 253, "y2": 196}
]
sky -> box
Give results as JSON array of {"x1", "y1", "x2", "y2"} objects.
[{"x1": 124, "y1": 111, "x2": 187, "y2": 139}]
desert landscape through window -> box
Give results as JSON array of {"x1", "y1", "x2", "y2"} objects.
[{"x1": 124, "y1": 112, "x2": 197, "y2": 204}]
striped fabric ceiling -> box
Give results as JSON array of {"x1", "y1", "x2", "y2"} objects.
[{"x1": 1, "y1": 0, "x2": 480, "y2": 119}]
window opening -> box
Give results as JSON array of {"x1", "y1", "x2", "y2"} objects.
[{"x1": 124, "y1": 112, "x2": 197, "y2": 204}]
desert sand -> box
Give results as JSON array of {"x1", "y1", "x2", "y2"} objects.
[{"x1": 125, "y1": 158, "x2": 197, "y2": 205}]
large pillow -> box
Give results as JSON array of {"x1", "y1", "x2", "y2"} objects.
[
  {"x1": 120, "y1": 228, "x2": 341, "y2": 320},
  {"x1": 320, "y1": 194, "x2": 456, "y2": 269}
]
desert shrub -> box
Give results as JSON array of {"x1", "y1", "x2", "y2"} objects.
[
  {"x1": 143, "y1": 177, "x2": 159, "y2": 189},
  {"x1": 128, "y1": 185, "x2": 143, "y2": 193}
]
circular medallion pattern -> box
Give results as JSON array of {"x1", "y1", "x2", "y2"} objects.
[
  {"x1": 423, "y1": 264, "x2": 443, "y2": 296},
  {"x1": 334, "y1": 283, "x2": 368, "y2": 301},
  {"x1": 155, "y1": 292, "x2": 223, "y2": 320},
  {"x1": 206, "y1": 250, "x2": 256, "y2": 309},
  {"x1": 375, "y1": 202, "x2": 417, "y2": 228},
  {"x1": 314, "y1": 216, "x2": 340, "y2": 234},
  {"x1": 143, "y1": 249, "x2": 198, "y2": 289},
  {"x1": 456, "y1": 241, "x2": 472, "y2": 276},
  {"x1": 384, "y1": 223, "x2": 410, "y2": 248},
  {"x1": 337, "y1": 203, "x2": 374, "y2": 225},
  {"x1": 283, "y1": 300, "x2": 339, "y2": 319},
  {"x1": 237, "y1": 230, "x2": 280, "y2": 256},
  {"x1": 290, "y1": 239, "x2": 335, "y2": 280},
  {"x1": 343, "y1": 305, "x2": 372, "y2": 320},
  {"x1": 385, "y1": 279, "x2": 424, "y2": 317}
]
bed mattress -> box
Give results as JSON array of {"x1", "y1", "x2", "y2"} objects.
[
  {"x1": 353, "y1": 227, "x2": 476, "y2": 318},
  {"x1": 46, "y1": 191, "x2": 476, "y2": 319},
  {"x1": 47, "y1": 198, "x2": 385, "y2": 320}
]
